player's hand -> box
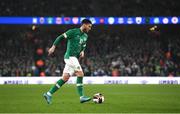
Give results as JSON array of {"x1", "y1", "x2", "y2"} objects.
[
  {"x1": 80, "y1": 51, "x2": 85, "y2": 58},
  {"x1": 48, "y1": 45, "x2": 56, "y2": 56}
]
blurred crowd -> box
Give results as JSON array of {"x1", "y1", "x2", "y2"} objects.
[
  {"x1": 0, "y1": 25, "x2": 179, "y2": 77},
  {"x1": 0, "y1": 0, "x2": 180, "y2": 16},
  {"x1": 0, "y1": 0, "x2": 180, "y2": 76}
]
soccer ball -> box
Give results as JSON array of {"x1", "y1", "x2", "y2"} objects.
[{"x1": 92, "y1": 93, "x2": 104, "y2": 103}]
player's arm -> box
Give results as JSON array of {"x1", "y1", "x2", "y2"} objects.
[
  {"x1": 48, "y1": 34, "x2": 66, "y2": 56},
  {"x1": 80, "y1": 43, "x2": 86, "y2": 58},
  {"x1": 80, "y1": 51, "x2": 85, "y2": 58},
  {"x1": 48, "y1": 29, "x2": 73, "y2": 56}
]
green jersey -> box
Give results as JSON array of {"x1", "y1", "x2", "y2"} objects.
[{"x1": 53, "y1": 28, "x2": 88, "y2": 59}]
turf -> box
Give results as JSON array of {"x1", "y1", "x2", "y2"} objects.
[{"x1": 0, "y1": 84, "x2": 180, "y2": 113}]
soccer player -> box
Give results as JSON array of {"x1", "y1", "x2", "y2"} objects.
[{"x1": 43, "y1": 19, "x2": 92, "y2": 104}]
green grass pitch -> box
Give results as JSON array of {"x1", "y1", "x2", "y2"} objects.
[{"x1": 0, "y1": 84, "x2": 180, "y2": 113}]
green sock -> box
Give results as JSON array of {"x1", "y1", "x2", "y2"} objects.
[
  {"x1": 77, "y1": 77, "x2": 84, "y2": 97},
  {"x1": 48, "y1": 79, "x2": 65, "y2": 95}
]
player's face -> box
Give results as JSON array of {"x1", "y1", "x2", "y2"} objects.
[{"x1": 83, "y1": 23, "x2": 92, "y2": 33}]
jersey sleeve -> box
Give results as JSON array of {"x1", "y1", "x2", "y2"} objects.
[
  {"x1": 63, "y1": 29, "x2": 74, "y2": 39},
  {"x1": 53, "y1": 34, "x2": 65, "y2": 46},
  {"x1": 53, "y1": 29, "x2": 74, "y2": 46}
]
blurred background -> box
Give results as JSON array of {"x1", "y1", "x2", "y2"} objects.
[{"x1": 0, "y1": 0, "x2": 180, "y2": 77}]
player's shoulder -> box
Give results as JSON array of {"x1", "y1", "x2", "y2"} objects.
[{"x1": 68, "y1": 28, "x2": 79, "y2": 32}]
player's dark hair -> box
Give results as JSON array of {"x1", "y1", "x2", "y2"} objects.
[{"x1": 81, "y1": 19, "x2": 92, "y2": 25}]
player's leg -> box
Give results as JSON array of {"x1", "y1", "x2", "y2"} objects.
[
  {"x1": 43, "y1": 59, "x2": 73, "y2": 104},
  {"x1": 75, "y1": 71, "x2": 84, "y2": 97},
  {"x1": 72, "y1": 57, "x2": 91, "y2": 103},
  {"x1": 48, "y1": 73, "x2": 70, "y2": 95},
  {"x1": 43, "y1": 73, "x2": 70, "y2": 104},
  {"x1": 75, "y1": 71, "x2": 91, "y2": 103}
]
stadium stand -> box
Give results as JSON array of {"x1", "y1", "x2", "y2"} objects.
[
  {"x1": 0, "y1": 0, "x2": 180, "y2": 16},
  {"x1": 0, "y1": 0, "x2": 179, "y2": 76},
  {"x1": 0, "y1": 25, "x2": 179, "y2": 76}
]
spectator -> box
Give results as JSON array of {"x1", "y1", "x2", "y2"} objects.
[{"x1": 1, "y1": 25, "x2": 179, "y2": 76}]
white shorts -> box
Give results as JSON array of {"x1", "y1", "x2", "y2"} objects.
[{"x1": 63, "y1": 57, "x2": 83, "y2": 76}]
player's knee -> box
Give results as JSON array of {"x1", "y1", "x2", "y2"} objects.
[
  {"x1": 62, "y1": 74, "x2": 70, "y2": 82},
  {"x1": 75, "y1": 71, "x2": 84, "y2": 76},
  {"x1": 62, "y1": 76, "x2": 69, "y2": 82}
]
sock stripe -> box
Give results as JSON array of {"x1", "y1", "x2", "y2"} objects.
[
  {"x1": 56, "y1": 83, "x2": 60, "y2": 88},
  {"x1": 47, "y1": 92, "x2": 52, "y2": 96},
  {"x1": 76, "y1": 83, "x2": 83, "y2": 86}
]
